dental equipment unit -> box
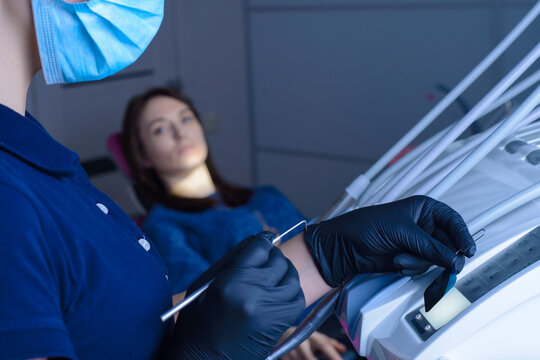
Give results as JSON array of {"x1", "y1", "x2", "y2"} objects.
[{"x1": 270, "y1": 1, "x2": 540, "y2": 359}]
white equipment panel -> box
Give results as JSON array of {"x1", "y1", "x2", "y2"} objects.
[{"x1": 337, "y1": 124, "x2": 540, "y2": 360}]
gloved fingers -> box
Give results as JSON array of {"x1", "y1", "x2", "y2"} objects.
[
  {"x1": 221, "y1": 231, "x2": 276, "y2": 269},
  {"x1": 231, "y1": 232, "x2": 275, "y2": 268},
  {"x1": 258, "y1": 288, "x2": 305, "y2": 332},
  {"x1": 406, "y1": 226, "x2": 466, "y2": 273},
  {"x1": 400, "y1": 267, "x2": 431, "y2": 277},
  {"x1": 237, "y1": 246, "x2": 297, "y2": 288},
  {"x1": 431, "y1": 225, "x2": 477, "y2": 259},
  {"x1": 202, "y1": 232, "x2": 273, "y2": 275},
  {"x1": 431, "y1": 227, "x2": 455, "y2": 250},
  {"x1": 257, "y1": 247, "x2": 290, "y2": 286},
  {"x1": 393, "y1": 254, "x2": 433, "y2": 276},
  {"x1": 393, "y1": 254, "x2": 432, "y2": 276},
  {"x1": 270, "y1": 258, "x2": 304, "y2": 303},
  {"x1": 428, "y1": 201, "x2": 476, "y2": 257},
  {"x1": 186, "y1": 232, "x2": 274, "y2": 294},
  {"x1": 393, "y1": 253, "x2": 433, "y2": 270}
]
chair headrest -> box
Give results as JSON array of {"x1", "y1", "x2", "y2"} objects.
[{"x1": 106, "y1": 132, "x2": 134, "y2": 179}]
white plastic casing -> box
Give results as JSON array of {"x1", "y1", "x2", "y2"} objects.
[{"x1": 338, "y1": 123, "x2": 540, "y2": 360}]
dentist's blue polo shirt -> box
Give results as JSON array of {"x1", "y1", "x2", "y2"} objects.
[{"x1": 0, "y1": 104, "x2": 174, "y2": 359}]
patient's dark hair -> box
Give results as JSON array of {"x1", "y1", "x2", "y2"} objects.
[{"x1": 121, "y1": 86, "x2": 253, "y2": 212}]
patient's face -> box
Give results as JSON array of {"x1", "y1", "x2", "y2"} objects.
[{"x1": 138, "y1": 96, "x2": 208, "y2": 177}]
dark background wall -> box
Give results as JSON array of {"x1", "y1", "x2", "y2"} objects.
[{"x1": 27, "y1": 0, "x2": 540, "y2": 218}]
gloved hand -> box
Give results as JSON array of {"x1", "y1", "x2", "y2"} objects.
[
  {"x1": 393, "y1": 253, "x2": 435, "y2": 277},
  {"x1": 304, "y1": 195, "x2": 476, "y2": 287},
  {"x1": 163, "y1": 232, "x2": 306, "y2": 360}
]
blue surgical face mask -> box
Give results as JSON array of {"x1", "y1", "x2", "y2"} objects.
[{"x1": 31, "y1": 0, "x2": 164, "y2": 84}]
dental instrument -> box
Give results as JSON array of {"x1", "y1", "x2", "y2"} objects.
[
  {"x1": 358, "y1": 125, "x2": 451, "y2": 206},
  {"x1": 321, "y1": 1, "x2": 540, "y2": 218},
  {"x1": 366, "y1": 1, "x2": 540, "y2": 181},
  {"x1": 428, "y1": 87, "x2": 540, "y2": 199},
  {"x1": 409, "y1": 108, "x2": 540, "y2": 197},
  {"x1": 358, "y1": 71, "x2": 540, "y2": 208},
  {"x1": 379, "y1": 42, "x2": 540, "y2": 203},
  {"x1": 359, "y1": 94, "x2": 539, "y2": 207},
  {"x1": 266, "y1": 287, "x2": 342, "y2": 360},
  {"x1": 332, "y1": 109, "x2": 540, "y2": 359},
  {"x1": 480, "y1": 69, "x2": 540, "y2": 117}
]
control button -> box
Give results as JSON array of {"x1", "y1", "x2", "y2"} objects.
[
  {"x1": 415, "y1": 314, "x2": 422, "y2": 320},
  {"x1": 138, "y1": 238, "x2": 151, "y2": 252},
  {"x1": 498, "y1": 251, "x2": 524, "y2": 275},
  {"x1": 531, "y1": 228, "x2": 540, "y2": 238},
  {"x1": 458, "y1": 279, "x2": 487, "y2": 302},
  {"x1": 526, "y1": 150, "x2": 540, "y2": 165},
  {"x1": 517, "y1": 235, "x2": 533, "y2": 247},
  {"x1": 424, "y1": 325, "x2": 432, "y2": 332},
  {"x1": 460, "y1": 277, "x2": 486, "y2": 291},
  {"x1": 505, "y1": 140, "x2": 527, "y2": 154},
  {"x1": 481, "y1": 263, "x2": 506, "y2": 286},
  {"x1": 96, "y1": 203, "x2": 109, "y2": 214},
  {"x1": 525, "y1": 245, "x2": 540, "y2": 261},
  {"x1": 486, "y1": 269, "x2": 504, "y2": 282},
  {"x1": 515, "y1": 235, "x2": 536, "y2": 257}
]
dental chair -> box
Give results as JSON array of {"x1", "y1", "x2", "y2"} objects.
[{"x1": 106, "y1": 132, "x2": 149, "y2": 226}]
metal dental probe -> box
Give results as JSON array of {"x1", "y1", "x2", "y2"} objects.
[{"x1": 160, "y1": 220, "x2": 308, "y2": 322}]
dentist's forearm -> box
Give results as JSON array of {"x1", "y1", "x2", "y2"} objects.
[{"x1": 279, "y1": 233, "x2": 332, "y2": 306}]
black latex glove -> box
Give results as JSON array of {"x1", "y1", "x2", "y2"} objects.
[
  {"x1": 393, "y1": 253, "x2": 434, "y2": 276},
  {"x1": 163, "y1": 232, "x2": 306, "y2": 360},
  {"x1": 304, "y1": 195, "x2": 476, "y2": 287}
]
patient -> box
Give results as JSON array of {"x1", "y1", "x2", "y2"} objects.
[
  {"x1": 121, "y1": 87, "x2": 347, "y2": 360},
  {"x1": 121, "y1": 86, "x2": 305, "y2": 292}
]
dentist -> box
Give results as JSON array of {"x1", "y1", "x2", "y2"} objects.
[{"x1": 0, "y1": 1, "x2": 475, "y2": 359}]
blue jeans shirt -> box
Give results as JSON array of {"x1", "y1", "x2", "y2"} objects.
[{"x1": 143, "y1": 186, "x2": 305, "y2": 294}]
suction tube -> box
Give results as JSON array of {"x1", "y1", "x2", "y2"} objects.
[
  {"x1": 363, "y1": 1, "x2": 540, "y2": 182},
  {"x1": 380, "y1": 42, "x2": 540, "y2": 203}
]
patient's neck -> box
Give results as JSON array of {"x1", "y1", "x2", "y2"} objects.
[{"x1": 164, "y1": 164, "x2": 217, "y2": 199}]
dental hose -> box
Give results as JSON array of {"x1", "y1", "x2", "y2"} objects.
[{"x1": 266, "y1": 287, "x2": 342, "y2": 360}]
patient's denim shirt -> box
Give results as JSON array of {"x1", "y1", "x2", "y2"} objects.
[{"x1": 143, "y1": 186, "x2": 305, "y2": 294}]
